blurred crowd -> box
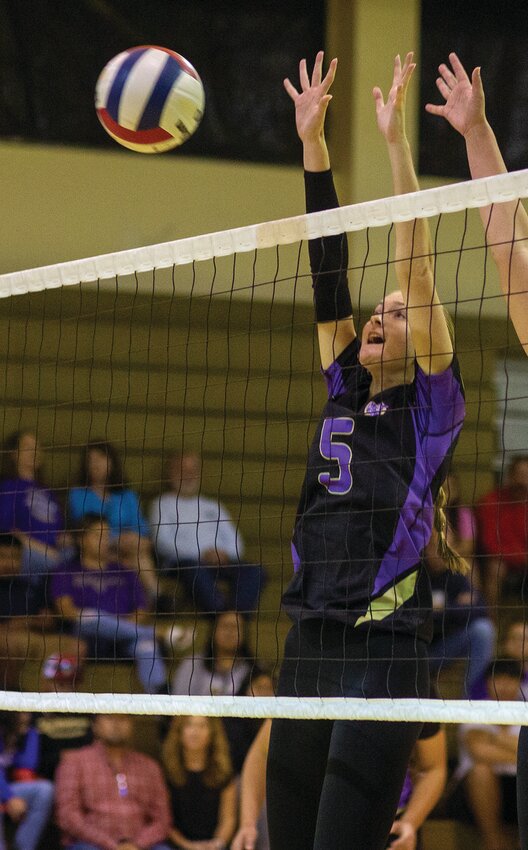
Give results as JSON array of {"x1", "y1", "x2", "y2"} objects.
[{"x1": 1, "y1": 429, "x2": 528, "y2": 849}]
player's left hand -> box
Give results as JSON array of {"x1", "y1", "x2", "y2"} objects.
[
  {"x1": 388, "y1": 818, "x2": 417, "y2": 850},
  {"x1": 373, "y1": 52, "x2": 415, "y2": 144}
]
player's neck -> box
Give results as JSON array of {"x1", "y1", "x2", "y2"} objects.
[{"x1": 367, "y1": 364, "x2": 409, "y2": 399}]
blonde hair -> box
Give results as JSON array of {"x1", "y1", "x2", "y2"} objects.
[
  {"x1": 162, "y1": 715, "x2": 233, "y2": 790},
  {"x1": 433, "y1": 485, "x2": 469, "y2": 574}
]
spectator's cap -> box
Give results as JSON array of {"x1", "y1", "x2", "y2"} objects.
[{"x1": 42, "y1": 653, "x2": 81, "y2": 683}]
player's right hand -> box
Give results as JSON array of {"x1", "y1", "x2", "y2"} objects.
[{"x1": 231, "y1": 824, "x2": 258, "y2": 850}]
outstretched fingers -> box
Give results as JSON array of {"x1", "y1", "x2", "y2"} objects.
[
  {"x1": 299, "y1": 57, "x2": 310, "y2": 92},
  {"x1": 321, "y1": 56, "x2": 338, "y2": 93},
  {"x1": 283, "y1": 77, "x2": 299, "y2": 101},
  {"x1": 448, "y1": 52, "x2": 470, "y2": 82},
  {"x1": 311, "y1": 50, "x2": 324, "y2": 87}
]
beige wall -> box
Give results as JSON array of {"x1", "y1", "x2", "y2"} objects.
[{"x1": 0, "y1": 0, "x2": 520, "y2": 320}]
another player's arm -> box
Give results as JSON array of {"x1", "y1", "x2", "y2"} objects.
[
  {"x1": 374, "y1": 53, "x2": 453, "y2": 375},
  {"x1": 231, "y1": 719, "x2": 271, "y2": 850},
  {"x1": 390, "y1": 728, "x2": 447, "y2": 849},
  {"x1": 426, "y1": 52, "x2": 528, "y2": 353},
  {"x1": 284, "y1": 51, "x2": 356, "y2": 371}
]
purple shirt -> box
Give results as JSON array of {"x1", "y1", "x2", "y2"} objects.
[
  {"x1": 51, "y1": 560, "x2": 146, "y2": 614},
  {"x1": 0, "y1": 478, "x2": 64, "y2": 546}
]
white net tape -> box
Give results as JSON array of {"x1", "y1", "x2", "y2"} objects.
[
  {"x1": 1, "y1": 692, "x2": 528, "y2": 724},
  {"x1": 1, "y1": 168, "x2": 528, "y2": 297}
]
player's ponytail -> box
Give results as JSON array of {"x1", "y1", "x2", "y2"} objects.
[{"x1": 433, "y1": 485, "x2": 469, "y2": 574}]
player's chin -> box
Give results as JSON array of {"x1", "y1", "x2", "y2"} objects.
[{"x1": 358, "y1": 343, "x2": 384, "y2": 366}]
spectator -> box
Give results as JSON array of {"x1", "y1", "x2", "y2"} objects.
[
  {"x1": 455, "y1": 659, "x2": 521, "y2": 850},
  {"x1": 171, "y1": 611, "x2": 259, "y2": 697},
  {"x1": 68, "y1": 439, "x2": 157, "y2": 597},
  {"x1": 0, "y1": 711, "x2": 54, "y2": 850},
  {"x1": 51, "y1": 514, "x2": 170, "y2": 694},
  {"x1": 471, "y1": 620, "x2": 528, "y2": 700},
  {"x1": 0, "y1": 533, "x2": 85, "y2": 691},
  {"x1": 444, "y1": 472, "x2": 478, "y2": 569},
  {"x1": 162, "y1": 715, "x2": 237, "y2": 850},
  {"x1": 150, "y1": 452, "x2": 264, "y2": 615},
  {"x1": 36, "y1": 653, "x2": 93, "y2": 780},
  {"x1": 0, "y1": 430, "x2": 67, "y2": 583},
  {"x1": 476, "y1": 456, "x2": 528, "y2": 611},
  {"x1": 426, "y1": 526, "x2": 495, "y2": 697},
  {"x1": 55, "y1": 713, "x2": 172, "y2": 850}
]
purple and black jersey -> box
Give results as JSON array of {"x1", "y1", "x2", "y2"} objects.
[{"x1": 283, "y1": 338, "x2": 465, "y2": 641}]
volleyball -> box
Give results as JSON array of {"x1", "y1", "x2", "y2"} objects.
[{"x1": 95, "y1": 45, "x2": 205, "y2": 153}]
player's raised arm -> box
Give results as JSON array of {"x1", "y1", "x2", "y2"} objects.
[
  {"x1": 374, "y1": 53, "x2": 453, "y2": 375},
  {"x1": 284, "y1": 51, "x2": 356, "y2": 370},
  {"x1": 426, "y1": 52, "x2": 528, "y2": 353}
]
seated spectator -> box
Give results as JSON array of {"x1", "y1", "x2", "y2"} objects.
[
  {"x1": 426, "y1": 527, "x2": 495, "y2": 697},
  {"x1": 150, "y1": 451, "x2": 264, "y2": 615},
  {"x1": 476, "y1": 456, "x2": 528, "y2": 611},
  {"x1": 454, "y1": 659, "x2": 521, "y2": 850},
  {"x1": 55, "y1": 713, "x2": 172, "y2": 850},
  {"x1": 0, "y1": 711, "x2": 54, "y2": 850},
  {"x1": 36, "y1": 653, "x2": 93, "y2": 779},
  {"x1": 0, "y1": 533, "x2": 85, "y2": 691},
  {"x1": 444, "y1": 471, "x2": 478, "y2": 568},
  {"x1": 171, "y1": 610, "x2": 260, "y2": 697},
  {"x1": 471, "y1": 619, "x2": 528, "y2": 700},
  {"x1": 162, "y1": 715, "x2": 237, "y2": 850},
  {"x1": 0, "y1": 430, "x2": 68, "y2": 583},
  {"x1": 68, "y1": 439, "x2": 157, "y2": 597},
  {"x1": 51, "y1": 514, "x2": 170, "y2": 694}
]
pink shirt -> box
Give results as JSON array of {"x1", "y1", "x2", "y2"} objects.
[{"x1": 55, "y1": 741, "x2": 171, "y2": 850}]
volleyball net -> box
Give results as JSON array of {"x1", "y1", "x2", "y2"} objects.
[{"x1": 1, "y1": 167, "x2": 528, "y2": 724}]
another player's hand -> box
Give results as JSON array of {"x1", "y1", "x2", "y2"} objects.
[
  {"x1": 388, "y1": 819, "x2": 417, "y2": 850},
  {"x1": 231, "y1": 824, "x2": 258, "y2": 850},
  {"x1": 425, "y1": 52, "x2": 486, "y2": 138},
  {"x1": 5, "y1": 796, "x2": 28, "y2": 821},
  {"x1": 373, "y1": 52, "x2": 415, "y2": 144},
  {"x1": 283, "y1": 51, "x2": 337, "y2": 144}
]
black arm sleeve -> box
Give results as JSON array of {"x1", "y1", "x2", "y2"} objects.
[{"x1": 304, "y1": 169, "x2": 352, "y2": 323}]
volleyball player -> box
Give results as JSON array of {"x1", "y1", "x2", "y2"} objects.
[
  {"x1": 265, "y1": 51, "x2": 466, "y2": 850},
  {"x1": 426, "y1": 50, "x2": 528, "y2": 850}
]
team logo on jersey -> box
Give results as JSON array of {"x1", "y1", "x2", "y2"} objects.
[{"x1": 364, "y1": 401, "x2": 389, "y2": 416}]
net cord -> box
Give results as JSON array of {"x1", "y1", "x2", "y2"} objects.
[
  {"x1": 1, "y1": 168, "x2": 528, "y2": 297},
  {"x1": 1, "y1": 691, "x2": 527, "y2": 723}
]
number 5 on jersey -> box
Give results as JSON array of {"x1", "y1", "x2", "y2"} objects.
[{"x1": 318, "y1": 417, "x2": 355, "y2": 495}]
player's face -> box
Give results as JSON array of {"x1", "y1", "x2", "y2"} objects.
[{"x1": 359, "y1": 291, "x2": 414, "y2": 371}]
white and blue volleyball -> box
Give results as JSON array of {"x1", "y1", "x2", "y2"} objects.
[{"x1": 95, "y1": 46, "x2": 205, "y2": 153}]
